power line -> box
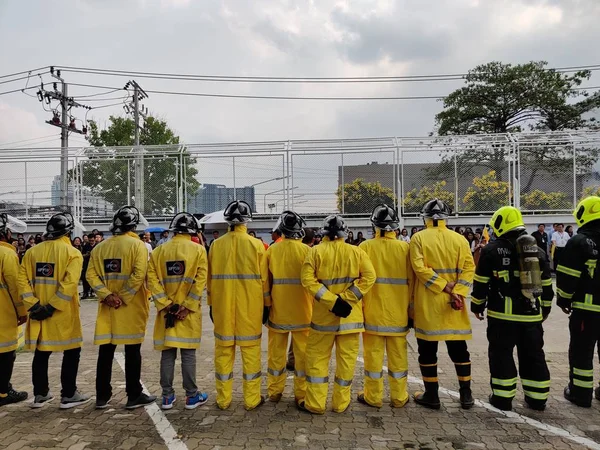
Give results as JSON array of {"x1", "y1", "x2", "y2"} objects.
[
  {"x1": 54, "y1": 63, "x2": 600, "y2": 84},
  {"x1": 0, "y1": 86, "x2": 37, "y2": 96},
  {"x1": 0, "y1": 135, "x2": 59, "y2": 147},
  {"x1": 0, "y1": 66, "x2": 50, "y2": 80}
]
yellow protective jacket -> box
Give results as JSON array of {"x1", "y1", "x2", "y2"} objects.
[
  {"x1": 18, "y1": 236, "x2": 84, "y2": 351},
  {"x1": 86, "y1": 232, "x2": 149, "y2": 345},
  {"x1": 0, "y1": 242, "x2": 25, "y2": 353},
  {"x1": 266, "y1": 237, "x2": 313, "y2": 332},
  {"x1": 359, "y1": 231, "x2": 414, "y2": 336},
  {"x1": 409, "y1": 220, "x2": 475, "y2": 341},
  {"x1": 148, "y1": 234, "x2": 208, "y2": 350},
  {"x1": 301, "y1": 237, "x2": 376, "y2": 334},
  {"x1": 208, "y1": 225, "x2": 271, "y2": 347}
]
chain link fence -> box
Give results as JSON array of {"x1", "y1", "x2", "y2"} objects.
[{"x1": 1, "y1": 132, "x2": 599, "y2": 221}]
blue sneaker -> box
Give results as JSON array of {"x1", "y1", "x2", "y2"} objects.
[
  {"x1": 161, "y1": 393, "x2": 176, "y2": 410},
  {"x1": 185, "y1": 392, "x2": 208, "y2": 410}
]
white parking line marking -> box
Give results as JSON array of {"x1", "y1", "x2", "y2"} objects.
[
  {"x1": 356, "y1": 357, "x2": 600, "y2": 450},
  {"x1": 115, "y1": 352, "x2": 188, "y2": 450}
]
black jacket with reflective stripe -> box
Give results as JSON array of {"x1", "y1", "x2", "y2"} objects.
[
  {"x1": 556, "y1": 223, "x2": 600, "y2": 313},
  {"x1": 471, "y1": 236, "x2": 553, "y2": 322}
]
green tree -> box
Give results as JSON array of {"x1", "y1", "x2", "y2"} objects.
[
  {"x1": 336, "y1": 178, "x2": 396, "y2": 214},
  {"x1": 69, "y1": 116, "x2": 199, "y2": 215},
  {"x1": 430, "y1": 61, "x2": 600, "y2": 190},
  {"x1": 403, "y1": 181, "x2": 455, "y2": 214},
  {"x1": 521, "y1": 190, "x2": 571, "y2": 211},
  {"x1": 463, "y1": 171, "x2": 510, "y2": 212},
  {"x1": 581, "y1": 185, "x2": 600, "y2": 198}
]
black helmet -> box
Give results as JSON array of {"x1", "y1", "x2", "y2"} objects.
[
  {"x1": 169, "y1": 212, "x2": 199, "y2": 235},
  {"x1": 421, "y1": 198, "x2": 452, "y2": 220},
  {"x1": 44, "y1": 212, "x2": 75, "y2": 240},
  {"x1": 276, "y1": 210, "x2": 306, "y2": 239},
  {"x1": 110, "y1": 205, "x2": 141, "y2": 234},
  {"x1": 224, "y1": 200, "x2": 252, "y2": 224},
  {"x1": 321, "y1": 215, "x2": 348, "y2": 239},
  {"x1": 370, "y1": 204, "x2": 400, "y2": 231}
]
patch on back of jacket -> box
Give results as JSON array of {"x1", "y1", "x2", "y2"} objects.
[
  {"x1": 104, "y1": 259, "x2": 122, "y2": 273},
  {"x1": 166, "y1": 261, "x2": 185, "y2": 276},
  {"x1": 35, "y1": 263, "x2": 55, "y2": 277}
]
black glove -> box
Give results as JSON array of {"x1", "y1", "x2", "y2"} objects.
[
  {"x1": 30, "y1": 304, "x2": 56, "y2": 321},
  {"x1": 263, "y1": 307, "x2": 270, "y2": 325},
  {"x1": 165, "y1": 304, "x2": 180, "y2": 329},
  {"x1": 209, "y1": 306, "x2": 214, "y2": 324},
  {"x1": 331, "y1": 297, "x2": 352, "y2": 318}
]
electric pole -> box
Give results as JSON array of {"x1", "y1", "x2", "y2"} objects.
[
  {"x1": 124, "y1": 80, "x2": 148, "y2": 213},
  {"x1": 38, "y1": 67, "x2": 89, "y2": 210}
]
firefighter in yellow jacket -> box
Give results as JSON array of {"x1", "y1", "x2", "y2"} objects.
[
  {"x1": 19, "y1": 212, "x2": 91, "y2": 409},
  {"x1": 0, "y1": 214, "x2": 28, "y2": 406},
  {"x1": 358, "y1": 204, "x2": 413, "y2": 408},
  {"x1": 208, "y1": 200, "x2": 270, "y2": 410},
  {"x1": 266, "y1": 211, "x2": 312, "y2": 404},
  {"x1": 148, "y1": 212, "x2": 209, "y2": 410},
  {"x1": 87, "y1": 206, "x2": 156, "y2": 410},
  {"x1": 299, "y1": 215, "x2": 376, "y2": 414},
  {"x1": 409, "y1": 199, "x2": 476, "y2": 409}
]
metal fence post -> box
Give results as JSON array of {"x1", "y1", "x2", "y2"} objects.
[
  {"x1": 341, "y1": 152, "x2": 345, "y2": 214},
  {"x1": 394, "y1": 138, "x2": 403, "y2": 229},
  {"x1": 233, "y1": 156, "x2": 237, "y2": 200},
  {"x1": 454, "y1": 150, "x2": 459, "y2": 214},
  {"x1": 573, "y1": 141, "x2": 577, "y2": 208},
  {"x1": 24, "y1": 161, "x2": 29, "y2": 220}
]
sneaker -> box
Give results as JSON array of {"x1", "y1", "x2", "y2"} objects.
[
  {"x1": 31, "y1": 393, "x2": 54, "y2": 408},
  {"x1": 126, "y1": 393, "x2": 157, "y2": 409},
  {"x1": 161, "y1": 393, "x2": 176, "y2": 410},
  {"x1": 0, "y1": 388, "x2": 28, "y2": 406},
  {"x1": 185, "y1": 392, "x2": 208, "y2": 410},
  {"x1": 96, "y1": 397, "x2": 112, "y2": 409},
  {"x1": 60, "y1": 391, "x2": 92, "y2": 409}
]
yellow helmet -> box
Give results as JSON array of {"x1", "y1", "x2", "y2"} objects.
[
  {"x1": 489, "y1": 206, "x2": 524, "y2": 237},
  {"x1": 574, "y1": 196, "x2": 600, "y2": 227}
]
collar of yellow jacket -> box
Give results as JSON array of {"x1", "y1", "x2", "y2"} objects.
[
  {"x1": 230, "y1": 224, "x2": 248, "y2": 233},
  {"x1": 56, "y1": 235, "x2": 72, "y2": 245},
  {"x1": 0, "y1": 240, "x2": 16, "y2": 252},
  {"x1": 123, "y1": 231, "x2": 139, "y2": 239},
  {"x1": 172, "y1": 234, "x2": 192, "y2": 241},
  {"x1": 374, "y1": 230, "x2": 398, "y2": 239},
  {"x1": 322, "y1": 236, "x2": 345, "y2": 243},
  {"x1": 424, "y1": 219, "x2": 447, "y2": 229}
]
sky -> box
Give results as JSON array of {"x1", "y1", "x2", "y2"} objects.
[{"x1": 0, "y1": 0, "x2": 599, "y2": 213}]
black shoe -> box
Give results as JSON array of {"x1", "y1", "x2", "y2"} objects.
[
  {"x1": 0, "y1": 388, "x2": 28, "y2": 406},
  {"x1": 296, "y1": 400, "x2": 311, "y2": 414},
  {"x1": 286, "y1": 361, "x2": 295, "y2": 372},
  {"x1": 126, "y1": 393, "x2": 157, "y2": 409},
  {"x1": 357, "y1": 393, "x2": 378, "y2": 408},
  {"x1": 459, "y1": 388, "x2": 475, "y2": 409},
  {"x1": 564, "y1": 386, "x2": 591, "y2": 408},
  {"x1": 246, "y1": 396, "x2": 265, "y2": 411},
  {"x1": 524, "y1": 397, "x2": 546, "y2": 411},
  {"x1": 595, "y1": 386, "x2": 600, "y2": 402},
  {"x1": 96, "y1": 397, "x2": 112, "y2": 409},
  {"x1": 488, "y1": 394, "x2": 512, "y2": 411},
  {"x1": 413, "y1": 391, "x2": 441, "y2": 410}
]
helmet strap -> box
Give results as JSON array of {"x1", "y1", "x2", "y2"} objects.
[{"x1": 380, "y1": 229, "x2": 385, "y2": 237}]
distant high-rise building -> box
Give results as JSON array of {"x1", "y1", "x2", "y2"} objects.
[
  {"x1": 51, "y1": 175, "x2": 114, "y2": 215},
  {"x1": 188, "y1": 184, "x2": 256, "y2": 213}
]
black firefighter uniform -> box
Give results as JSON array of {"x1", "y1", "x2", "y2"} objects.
[
  {"x1": 266, "y1": 237, "x2": 313, "y2": 402},
  {"x1": 557, "y1": 222, "x2": 600, "y2": 407},
  {"x1": 359, "y1": 231, "x2": 414, "y2": 407},
  {"x1": 409, "y1": 219, "x2": 475, "y2": 391},
  {"x1": 208, "y1": 224, "x2": 271, "y2": 410},
  {"x1": 301, "y1": 237, "x2": 376, "y2": 414},
  {"x1": 471, "y1": 240, "x2": 553, "y2": 409}
]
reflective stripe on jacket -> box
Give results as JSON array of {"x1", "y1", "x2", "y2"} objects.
[{"x1": 0, "y1": 242, "x2": 24, "y2": 353}]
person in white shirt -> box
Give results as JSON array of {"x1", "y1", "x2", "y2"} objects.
[
  {"x1": 141, "y1": 232, "x2": 153, "y2": 259},
  {"x1": 399, "y1": 228, "x2": 411, "y2": 243},
  {"x1": 551, "y1": 223, "x2": 570, "y2": 269}
]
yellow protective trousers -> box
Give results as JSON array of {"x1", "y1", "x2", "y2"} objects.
[
  {"x1": 304, "y1": 332, "x2": 359, "y2": 414},
  {"x1": 267, "y1": 329, "x2": 308, "y2": 401},
  {"x1": 214, "y1": 343, "x2": 262, "y2": 410},
  {"x1": 362, "y1": 333, "x2": 409, "y2": 407}
]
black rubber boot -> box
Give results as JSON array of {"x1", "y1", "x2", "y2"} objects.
[
  {"x1": 488, "y1": 394, "x2": 512, "y2": 411},
  {"x1": 414, "y1": 381, "x2": 441, "y2": 410},
  {"x1": 595, "y1": 386, "x2": 600, "y2": 402},
  {"x1": 564, "y1": 385, "x2": 592, "y2": 408},
  {"x1": 459, "y1": 385, "x2": 475, "y2": 409}
]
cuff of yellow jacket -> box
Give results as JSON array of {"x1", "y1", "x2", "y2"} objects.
[
  {"x1": 48, "y1": 294, "x2": 71, "y2": 311},
  {"x1": 452, "y1": 285, "x2": 471, "y2": 297},
  {"x1": 182, "y1": 299, "x2": 200, "y2": 313},
  {"x1": 426, "y1": 278, "x2": 446, "y2": 295}
]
